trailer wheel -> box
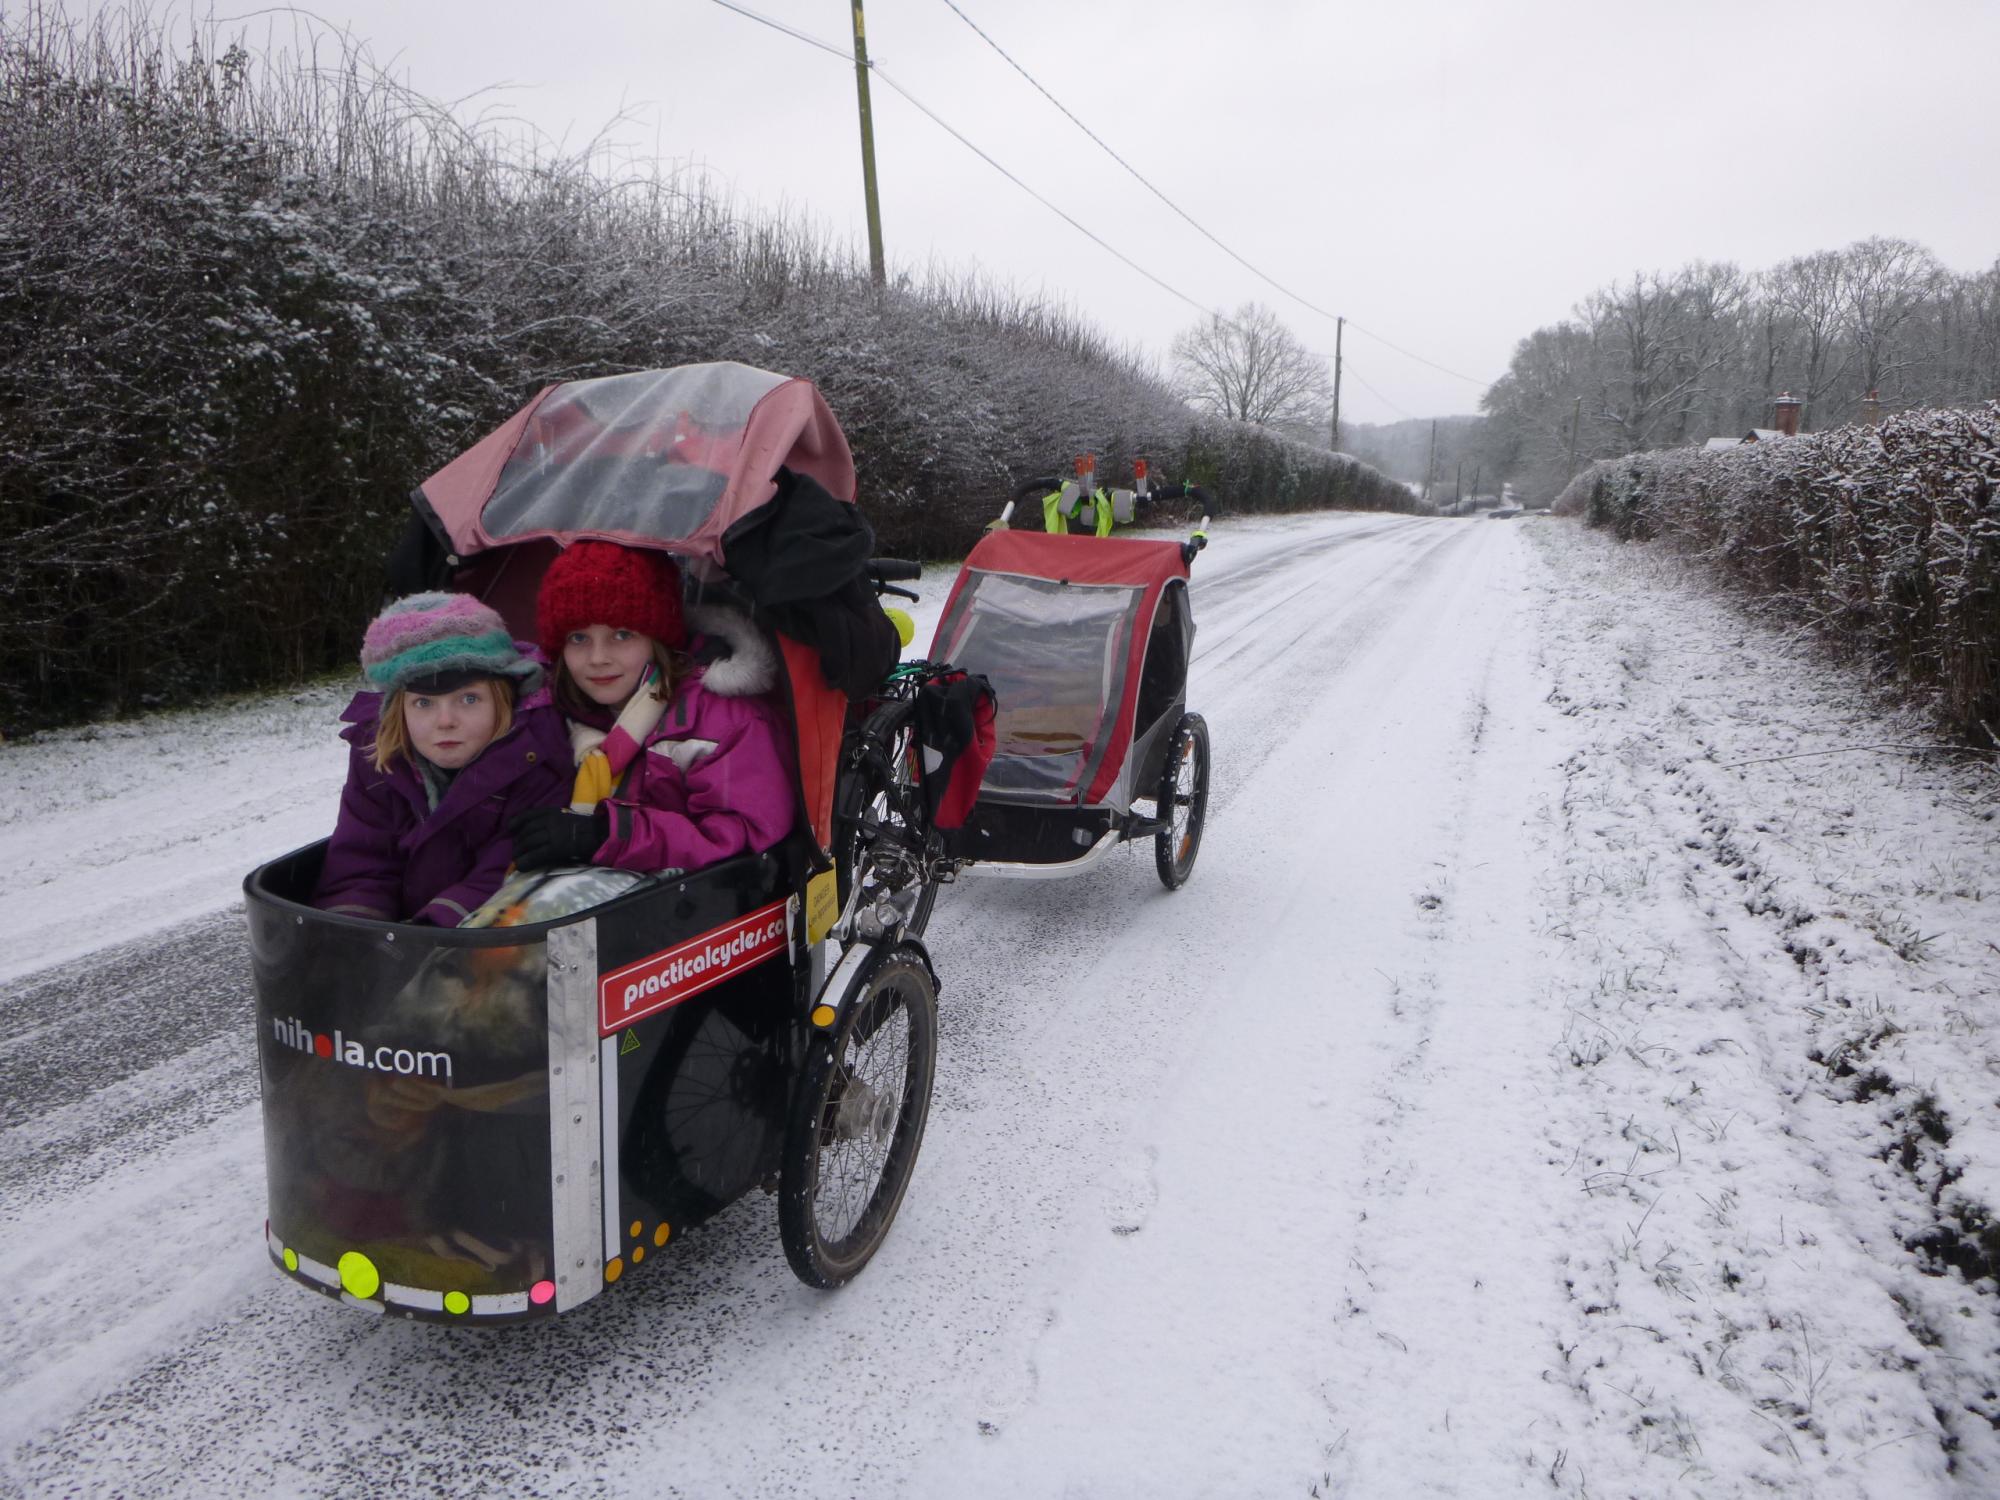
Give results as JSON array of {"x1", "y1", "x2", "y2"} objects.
[
  {"x1": 1154, "y1": 712, "x2": 1210, "y2": 890},
  {"x1": 779, "y1": 950, "x2": 938, "y2": 1288}
]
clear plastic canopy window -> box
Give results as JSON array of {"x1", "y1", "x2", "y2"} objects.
[
  {"x1": 481, "y1": 366, "x2": 789, "y2": 543},
  {"x1": 941, "y1": 573, "x2": 1144, "y2": 801}
]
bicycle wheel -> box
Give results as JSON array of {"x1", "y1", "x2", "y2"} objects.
[
  {"x1": 1154, "y1": 712, "x2": 1210, "y2": 890},
  {"x1": 778, "y1": 950, "x2": 938, "y2": 1288},
  {"x1": 833, "y1": 699, "x2": 938, "y2": 938}
]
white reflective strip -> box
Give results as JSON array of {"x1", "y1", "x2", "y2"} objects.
[
  {"x1": 340, "y1": 1293, "x2": 387, "y2": 1315},
  {"x1": 601, "y1": 1033, "x2": 622, "y2": 1262},
  {"x1": 294, "y1": 1253, "x2": 340, "y2": 1289},
  {"x1": 265, "y1": 1223, "x2": 285, "y2": 1259},
  {"x1": 472, "y1": 1291, "x2": 530, "y2": 1316},
  {"x1": 383, "y1": 1282, "x2": 446, "y2": 1313},
  {"x1": 547, "y1": 920, "x2": 604, "y2": 1316}
]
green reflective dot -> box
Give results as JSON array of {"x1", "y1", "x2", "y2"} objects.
[
  {"x1": 282, "y1": 1248, "x2": 298, "y2": 1272},
  {"x1": 444, "y1": 1291, "x2": 470, "y2": 1316},
  {"x1": 337, "y1": 1250, "x2": 381, "y2": 1300}
]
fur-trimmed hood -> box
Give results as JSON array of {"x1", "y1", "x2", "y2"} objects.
[{"x1": 688, "y1": 604, "x2": 780, "y2": 699}]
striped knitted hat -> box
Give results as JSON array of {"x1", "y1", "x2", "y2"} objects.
[{"x1": 360, "y1": 592, "x2": 543, "y2": 699}]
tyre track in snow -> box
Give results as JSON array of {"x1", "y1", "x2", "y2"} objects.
[{"x1": 3, "y1": 515, "x2": 1488, "y2": 1498}]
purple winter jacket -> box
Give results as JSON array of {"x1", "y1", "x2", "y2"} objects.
[
  {"x1": 313, "y1": 682, "x2": 574, "y2": 926},
  {"x1": 582, "y1": 611, "x2": 798, "y2": 874}
]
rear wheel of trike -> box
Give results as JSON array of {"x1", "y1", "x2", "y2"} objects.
[
  {"x1": 778, "y1": 950, "x2": 939, "y2": 1288},
  {"x1": 1154, "y1": 712, "x2": 1210, "y2": 890}
]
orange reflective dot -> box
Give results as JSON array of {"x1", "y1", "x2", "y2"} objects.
[
  {"x1": 605, "y1": 1257, "x2": 624, "y2": 1283},
  {"x1": 632, "y1": 1245, "x2": 644, "y2": 1264},
  {"x1": 629, "y1": 1220, "x2": 642, "y2": 1239},
  {"x1": 653, "y1": 1223, "x2": 670, "y2": 1247}
]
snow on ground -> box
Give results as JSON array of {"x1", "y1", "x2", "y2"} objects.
[{"x1": 2, "y1": 512, "x2": 1996, "y2": 1497}]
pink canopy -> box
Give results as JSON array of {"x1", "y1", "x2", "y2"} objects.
[{"x1": 417, "y1": 364, "x2": 857, "y2": 571}]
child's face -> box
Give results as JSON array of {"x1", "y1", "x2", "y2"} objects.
[
  {"x1": 563, "y1": 625, "x2": 655, "y2": 707},
  {"x1": 403, "y1": 682, "x2": 503, "y2": 770}
]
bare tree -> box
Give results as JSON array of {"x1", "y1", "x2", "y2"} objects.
[
  {"x1": 1841, "y1": 235, "x2": 1947, "y2": 398},
  {"x1": 1171, "y1": 302, "x2": 1330, "y2": 426}
]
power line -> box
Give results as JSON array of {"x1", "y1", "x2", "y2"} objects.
[
  {"x1": 705, "y1": 3, "x2": 1246, "y2": 330},
  {"x1": 1340, "y1": 359, "x2": 1414, "y2": 421},
  {"x1": 937, "y1": 1, "x2": 1501, "y2": 391},
  {"x1": 867, "y1": 62, "x2": 1225, "y2": 325},
  {"x1": 710, "y1": 0, "x2": 1490, "y2": 400},
  {"x1": 1345, "y1": 319, "x2": 1491, "y2": 387},
  {"x1": 709, "y1": 0, "x2": 851, "y2": 62},
  {"x1": 934, "y1": 0, "x2": 1340, "y2": 324}
]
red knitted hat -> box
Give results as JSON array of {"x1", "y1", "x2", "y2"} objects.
[{"x1": 537, "y1": 541, "x2": 686, "y2": 655}]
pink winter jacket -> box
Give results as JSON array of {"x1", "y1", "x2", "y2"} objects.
[{"x1": 586, "y1": 611, "x2": 797, "y2": 874}]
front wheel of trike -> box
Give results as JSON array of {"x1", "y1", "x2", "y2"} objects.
[
  {"x1": 1154, "y1": 712, "x2": 1210, "y2": 890},
  {"x1": 778, "y1": 949, "x2": 939, "y2": 1288}
]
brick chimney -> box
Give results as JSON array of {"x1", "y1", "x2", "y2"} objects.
[
  {"x1": 1771, "y1": 392, "x2": 1803, "y2": 437},
  {"x1": 1860, "y1": 389, "x2": 1883, "y2": 428}
]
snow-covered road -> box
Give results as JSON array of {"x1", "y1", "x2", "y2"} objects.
[{"x1": 3, "y1": 513, "x2": 1997, "y2": 1497}]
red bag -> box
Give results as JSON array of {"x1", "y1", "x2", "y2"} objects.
[{"x1": 914, "y1": 671, "x2": 996, "y2": 831}]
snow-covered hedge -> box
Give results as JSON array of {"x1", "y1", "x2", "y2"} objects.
[
  {"x1": 0, "y1": 8, "x2": 1414, "y2": 733},
  {"x1": 1556, "y1": 406, "x2": 2000, "y2": 741}
]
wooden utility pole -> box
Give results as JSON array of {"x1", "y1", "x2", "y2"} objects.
[
  {"x1": 1329, "y1": 315, "x2": 1344, "y2": 451},
  {"x1": 1566, "y1": 396, "x2": 1581, "y2": 478},
  {"x1": 1424, "y1": 419, "x2": 1438, "y2": 505},
  {"x1": 850, "y1": 0, "x2": 886, "y2": 288},
  {"x1": 1454, "y1": 459, "x2": 1463, "y2": 507},
  {"x1": 1471, "y1": 464, "x2": 1482, "y2": 504}
]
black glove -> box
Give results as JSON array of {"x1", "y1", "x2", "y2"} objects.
[{"x1": 509, "y1": 806, "x2": 610, "y2": 870}]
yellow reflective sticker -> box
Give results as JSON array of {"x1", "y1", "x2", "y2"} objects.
[
  {"x1": 806, "y1": 869, "x2": 839, "y2": 945},
  {"x1": 337, "y1": 1251, "x2": 381, "y2": 1300},
  {"x1": 811, "y1": 1004, "x2": 837, "y2": 1029},
  {"x1": 282, "y1": 1248, "x2": 298, "y2": 1273},
  {"x1": 444, "y1": 1291, "x2": 470, "y2": 1316}
]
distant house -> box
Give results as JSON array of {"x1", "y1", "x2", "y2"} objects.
[{"x1": 1703, "y1": 394, "x2": 1802, "y2": 451}]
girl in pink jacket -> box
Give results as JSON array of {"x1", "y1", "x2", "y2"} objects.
[{"x1": 508, "y1": 541, "x2": 796, "y2": 874}]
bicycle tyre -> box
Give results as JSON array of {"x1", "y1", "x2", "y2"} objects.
[
  {"x1": 1154, "y1": 712, "x2": 1210, "y2": 890},
  {"x1": 778, "y1": 949, "x2": 938, "y2": 1287}
]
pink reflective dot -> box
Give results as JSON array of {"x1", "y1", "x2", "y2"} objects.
[{"x1": 530, "y1": 1280, "x2": 556, "y2": 1305}]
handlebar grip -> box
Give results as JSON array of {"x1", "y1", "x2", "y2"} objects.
[
  {"x1": 1185, "y1": 484, "x2": 1216, "y2": 514},
  {"x1": 868, "y1": 558, "x2": 922, "y2": 583},
  {"x1": 1012, "y1": 476, "x2": 1062, "y2": 503}
]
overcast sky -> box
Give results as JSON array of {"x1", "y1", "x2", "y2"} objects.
[{"x1": 202, "y1": 0, "x2": 2000, "y2": 422}]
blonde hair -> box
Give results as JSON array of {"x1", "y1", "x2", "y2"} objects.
[
  {"x1": 553, "y1": 639, "x2": 687, "y2": 719},
  {"x1": 370, "y1": 676, "x2": 517, "y2": 772}
]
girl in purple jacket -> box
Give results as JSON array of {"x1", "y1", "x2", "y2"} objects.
[
  {"x1": 313, "y1": 593, "x2": 573, "y2": 925},
  {"x1": 508, "y1": 541, "x2": 796, "y2": 874}
]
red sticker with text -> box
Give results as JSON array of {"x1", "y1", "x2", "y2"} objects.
[{"x1": 597, "y1": 901, "x2": 790, "y2": 1035}]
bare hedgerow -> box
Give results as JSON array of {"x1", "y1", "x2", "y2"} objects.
[
  {"x1": 0, "y1": 2, "x2": 1418, "y2": 733},
  {"x1": 1555, "y1": 405, "x2": 2000, "y2": 742}
]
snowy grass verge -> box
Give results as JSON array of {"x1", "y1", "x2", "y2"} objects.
[{"x1": 1524, "y1": 517, "x2": 2000, "y2": 1491}]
